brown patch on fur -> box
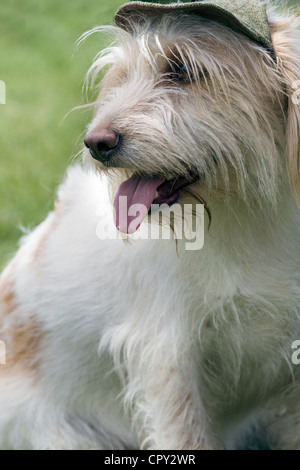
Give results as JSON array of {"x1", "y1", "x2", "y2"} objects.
[
  {"x1": 0, "y1": 281, "x2": 16, "y2": 316},
  {"x1": 0, "y1": 261, "x2": 18, "y2": 317},
  {"x1": 4, "y1": 317, "x2": 43, "y2": 372},
  {"x1": 0, "y1": 263, "x2": 43, "y2": 372}
]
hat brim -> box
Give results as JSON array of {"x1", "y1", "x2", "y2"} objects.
[{"x1": 114, "y1": 1, "x2": 274, "y2": 54}]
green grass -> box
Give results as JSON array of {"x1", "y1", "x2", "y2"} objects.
[
  {"x1": 0, "y1": 0, "x2": 124, "y2": 268},
  {"x1": 0, "y1": 0, "x2": 299, "y2": 269}
]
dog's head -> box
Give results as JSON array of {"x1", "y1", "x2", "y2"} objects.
[{"x1": 82, "y1": 2, "x2": 300, "y2": 234}]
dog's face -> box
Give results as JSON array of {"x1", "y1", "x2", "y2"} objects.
[{"x1": 83, "y1": 12, "x2": 300, "y2": 233}]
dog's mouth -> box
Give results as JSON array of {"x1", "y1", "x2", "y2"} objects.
[{"x1": 113, "y1": 172, "x2": 199, "y2": 234}]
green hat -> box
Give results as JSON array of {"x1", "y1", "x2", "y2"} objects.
[{"x1": 115, "y1": 0, "x2": 274, "y2": 55}]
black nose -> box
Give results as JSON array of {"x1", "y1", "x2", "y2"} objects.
[{"x1": 84, "y1": 128, "x2": 121, "y2": 163}]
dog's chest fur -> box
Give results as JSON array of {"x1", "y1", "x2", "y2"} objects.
[{"x1": 15, "y1": 168, "x2": 300, "y2": 418}]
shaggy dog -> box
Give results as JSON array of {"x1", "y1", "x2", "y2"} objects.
[{"x1": 0, "y1": 1, "x2": 300, "y2": 450}]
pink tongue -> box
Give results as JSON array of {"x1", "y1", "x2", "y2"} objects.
[{"x1": 113, "y1": 174, "x2": 165, "y2": 234}]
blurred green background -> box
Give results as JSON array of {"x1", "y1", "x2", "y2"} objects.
[{"x1": 0, "y1": 0, "x2": 298, "y2": 268}]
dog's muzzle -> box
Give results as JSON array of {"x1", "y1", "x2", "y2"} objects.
[{"x1": 84, "y1": 128, "x2": 121, "y2": 163}]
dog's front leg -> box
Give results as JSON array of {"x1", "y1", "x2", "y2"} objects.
[{"x1": 130, "y1": 353, "x2": 220, "y2": 450}]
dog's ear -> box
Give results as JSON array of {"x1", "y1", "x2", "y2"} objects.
[{"x1": 270, "y1": 10, "x2": 300, "y2": 204}]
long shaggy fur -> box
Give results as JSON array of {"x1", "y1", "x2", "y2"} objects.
[{"x1": 0, "y1": 3, "x2": 300, "y2": 449}]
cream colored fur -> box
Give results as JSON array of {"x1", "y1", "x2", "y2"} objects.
[{"x1": 0, "y1": 3, "x2": 300, "y2": 449}]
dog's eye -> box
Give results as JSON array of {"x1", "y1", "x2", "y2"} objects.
[
  {"x1": 169, "y1": 63, "x2": 194, "y2": 84},
  {"x1": 168, "y1": 62, "x2": 207, "y2": 84}
]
